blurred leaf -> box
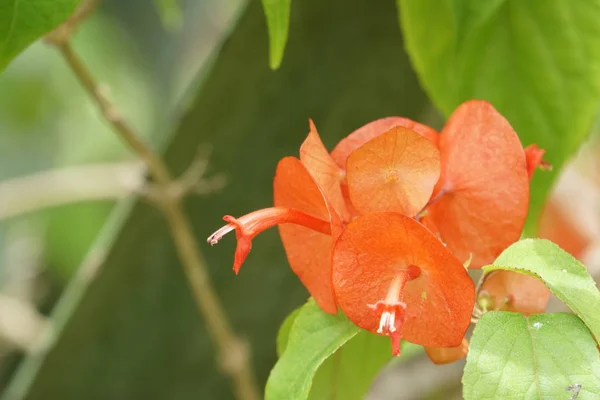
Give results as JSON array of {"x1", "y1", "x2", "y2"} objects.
[
  {"x1": 484, "y1": 239, "x2": 600, "y2": 342},
  {"x1": 45, "y1": 203, "x2": 114, "y2": 280},
  {"x1": 5, "y1": 0, "x2": 432, "y2": 399},
  {"x1": 153, "y1": 0, "x2": 183, "y2": 32},
  {"x1": 261, "y1": 0, "x2": 291, "y2": 69},
  {"x1": 266, "y1": 299, "x2": 359, "y2": 400},
  {"x1": 463, "y1": 311, "x2": 600, "y2": 399},
  {"x1": 0, "y1": 0, "x2": 81, "y2": 72},
  {"x1": 398, "y1": 0, "x2": 600, "y2": 230},
  {"x1": 271, "y1": 299, "x2": 392, "y2": 400}
]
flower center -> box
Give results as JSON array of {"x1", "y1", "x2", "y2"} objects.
[{"x1": 368, "y1": 265, "x2": 421, "y2": 356}]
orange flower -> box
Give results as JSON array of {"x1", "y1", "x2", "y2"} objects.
[
  {"x1": 208, "y1": 155, "x2": 341, "y2": 313},
  {"x1": 208, "y1": 100, "x2": 544, "y2": 355},
  {"x1": 331, "y1": 213, "x2": 474, "y2": 355},
  {"x1": 475, "y1": 146, "x2": 553, "y2": 317}
]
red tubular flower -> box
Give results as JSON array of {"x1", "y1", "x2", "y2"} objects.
[
  {"x1": 208, "y1": 124, "x2": 344, "y2": 314},
  {"x1": 274, "y1": 156, "x2": 342, "y2": 313},
  {"x1": 332, "y1": 213, "x2": 475, "y2": 356},
  {"x1": 421, "y1": 100, "x2": 532, "y2": 268},
  {"x1": 208, "y1": 206, "x2": 331, "y2": 274}
]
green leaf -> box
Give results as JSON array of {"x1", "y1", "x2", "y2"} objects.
[
  {"x1": 269, "y1": 299, "x2": 392, "y2": 400},
  {"x1": 307, "y1": 331, "x2": 391, "y2": 400},
  {"x1": 276, "y1": 306, "x2": 301, "y2": 357},
  {"x1": 5, "y1": 0, "x2": 432, "y2": 399},
  {"x1": 266, "y1": 299, "x2": 360, "y2": 400},
  {"x1": 0, "y1": 0, "x2": 81, "y2": 72},
  {"x1": 484, "y1": 238, "x2": 600, "y2": 341},
  {"x1": 398, "y1": 0, "x2": 600, "y2": 229},
  {"x1": 463, "y1": 311, "x2": 600, "y2": 399},
  {"x1": 261, "y1": 0, "x2": 291, "y2": 69}
]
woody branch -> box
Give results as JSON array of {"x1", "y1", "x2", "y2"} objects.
[{"x1": 44, "y1": 1, "x2": 260, "y2": 400}]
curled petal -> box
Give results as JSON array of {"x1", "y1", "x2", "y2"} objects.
[
  {"x1": 222, "y1": 215, "x2": 252, "y2": 274},
  {"x1": 331, "y1": 117, "x2": 438, "y2": 168},
  {"x1": 332, "y1": 212, "x2": 475, "y2": 349},
  {"x1": 346, "y1": 127, "x2": 440, "y2": 217},
  {"x1": 274, "y1": 157, "x2": 341, "y2": 314},
  {"x1": 300, "y1": 120, "x2": 350, "y2": 220},
  {"x1": 425, "y1": 100, "x2": 529, "y2": 267}
]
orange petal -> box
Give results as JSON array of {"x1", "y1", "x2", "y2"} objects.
[
  {"x1": 274, "y1": 156, "x2": 340, "y2": 314},
  {"x1": 300, "y1": 120, "x2": 350, "y2": 221},
  {"x1": 479, "y1": 270, "x2": 550, "y2": 315},
  {"x1": 332, "y1": 212, "x2": 475, "y2": 348},
  {"x1": 425, "y1": 338, "x2": 469, "y2": 365},
  {"x1": 330, "y1": 117, "x2": 438, "y2": 168},
  {"x1": 425, "y1": 100, "x2": 529, "y2": 268},
  {"x1": 345, "y1": 127, "x2": 440, "y2": 217}
]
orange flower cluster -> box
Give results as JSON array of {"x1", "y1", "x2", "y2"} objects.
[{"x1": 208, "y1": 100, "x2": 545, "y2": 358}]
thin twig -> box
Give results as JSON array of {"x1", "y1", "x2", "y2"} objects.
[
  {"x1": 0, "y1": 162, "x2": 144, "y2": 220},
  {"x1": 56, "y1": 42, "x2": 171, "y2": 183},
  {"x1": 46, "y1": 2, "x2": 260, "y2": 399}
]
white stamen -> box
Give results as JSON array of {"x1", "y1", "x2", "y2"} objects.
[
  {"x1": 207, "y1": 224, "x2": 235, "y2": 245},
  {"x1": 377, "y1": 310, "x2": 397, "y2": 334}
]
